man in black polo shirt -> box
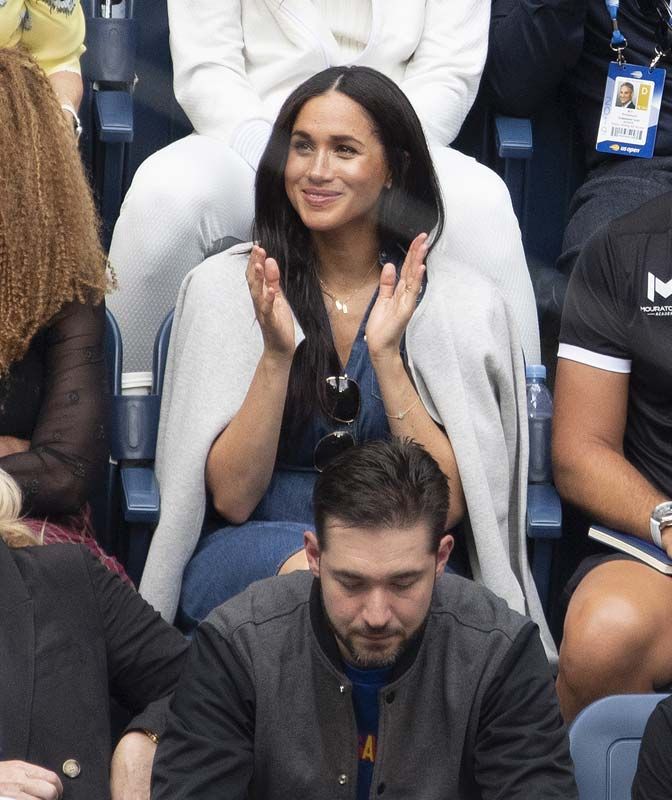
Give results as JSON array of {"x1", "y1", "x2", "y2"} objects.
[
  {"x1": 485, "y1": 0, "x2": 672, "y2": 275},
  {"x1": 552, "y1": 192, "x2": 672, "y2": 722}
]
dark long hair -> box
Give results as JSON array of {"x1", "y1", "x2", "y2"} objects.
[{"x1": 253, "y1": 66, "x2": 445, "y2": 433}]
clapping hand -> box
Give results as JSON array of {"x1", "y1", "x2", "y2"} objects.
[
  {"x1": 365, "y1": 233, "x2": 428, "y2": 361},
  {"x1": 246, "y1": 245, "x2": 296, "y2": 362}
]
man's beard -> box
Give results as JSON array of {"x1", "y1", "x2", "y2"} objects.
[{"x1": 323, "y1": 603, "x2": 428, "y2": 669}]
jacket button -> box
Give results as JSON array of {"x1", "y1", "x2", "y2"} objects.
[
  {"x1": 338, "y1": 774, "x2": 348, "y2": 785},
  {"x1": 62, "y1": 759, "x2": 81, "y2": 778},
  {"x1": 385, "y1": 691, "x2": 396, "y2": 704},
  {"x1": 377, "y1": 782, "x2": 387, "y2": 794}
]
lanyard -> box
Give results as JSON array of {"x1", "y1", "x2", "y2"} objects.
[
  {"x1": 605, "y1": 0, "x2": 671, "y2": 68},
  {"x1": 605, "y1": 0, "x2": 628, "y2": 62}
]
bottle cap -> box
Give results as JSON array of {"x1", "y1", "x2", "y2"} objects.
[{"x1": 525, "y1": 364, "x2": 547, "y2": 380}]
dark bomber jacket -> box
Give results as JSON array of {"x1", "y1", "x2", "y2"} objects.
[
  {"x1": 0, "y1": 541, "x2": 188, "y2": 799},
  {"x1": 152, "y1": 571, "x2": 577, "y2": 799}
]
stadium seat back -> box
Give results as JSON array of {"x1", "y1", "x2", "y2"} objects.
[
  {"x1": 521, "y1": 92, "x2": 586, "y2": 269},
  {"x1": 569, "y1": 693, "x2": 670, "y2": 800},
  {"x1": 80, "y1": 0, "x2": 137, "y2": 248},
  {"x1": 88, "y1": 308, "x2": 123, "y2": 555}
]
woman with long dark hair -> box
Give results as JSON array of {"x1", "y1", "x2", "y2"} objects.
[{"x1": 140, "y1": 66, "x2": 553, "y2": 656}]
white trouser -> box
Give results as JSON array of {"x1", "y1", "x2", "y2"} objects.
[
  {"x1": 107, "y1": 134, "x2": 256, "y2": 385},
  {"x1": 108, "y1": 133, "x2": 540, "y2": 382}
]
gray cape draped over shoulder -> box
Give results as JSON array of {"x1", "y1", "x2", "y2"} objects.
[{"x1": 139, "y1": 243, "x2": 555, "y2": 660}]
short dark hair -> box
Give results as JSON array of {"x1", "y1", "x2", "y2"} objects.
[
  {"x1": 621, "y1": 81, "x2": 634, "y2": 92},
  {"x1": 313, "y1": 439, "x2": 450, "y2": 552}
]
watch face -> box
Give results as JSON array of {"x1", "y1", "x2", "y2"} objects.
[{"x1": 653, "y1": 501, "x2": 672, "y2": 522}]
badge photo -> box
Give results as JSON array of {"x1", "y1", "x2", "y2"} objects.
[{"x1": 596, "y1": 63, "x2": 666, "y2": 159}]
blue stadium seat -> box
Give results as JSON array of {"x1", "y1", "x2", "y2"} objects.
[
  {"x1": 89, "y1": 306, "x2": 124, "y2": 556},
  {"x1": 125, "y1": 0, "x2": 191, "y2": 186},
  {"x1": 527, "y1": 482, "x2": 562, "y2": 614},
  {"x1": 104, "y1": 307, "x2": 160, "y2": 584},
  {"x1": 569, "y1": 694, "x2": 670, "y2": 800},
  {"x1": 80, "y1": 0, "x2": 137, "y2": 249}
]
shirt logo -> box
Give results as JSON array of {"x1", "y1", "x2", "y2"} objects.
[
  {"x1": 641, "y1": 272, "x2": 672, "y2": 316},
  {"x1": 647, "y1": 272, "x2": 672, "y2": 302},
  {"x1": 358, "y1": 734, "x2": 377, "y2": 763}
]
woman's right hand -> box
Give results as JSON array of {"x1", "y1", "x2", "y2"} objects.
[{"x1": 246, "y1": 245, "x2": 296, "y2": 361}]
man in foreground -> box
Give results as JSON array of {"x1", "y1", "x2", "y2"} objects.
[{"x1": 152, "y1": 438, "x2": 577, "y2": 799}]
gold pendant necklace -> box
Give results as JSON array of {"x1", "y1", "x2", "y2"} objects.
[{"x1": 319, "y1": 259, "x2": 379, "y2": 315}]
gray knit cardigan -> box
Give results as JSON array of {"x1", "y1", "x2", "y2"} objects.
[{"x1": 138, "y1": 243, "x2": 555, "y2": 660}]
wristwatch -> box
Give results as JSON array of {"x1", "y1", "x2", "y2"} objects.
[
  {"x1": 60, "y1": 102, "x2": 83, "y2": 141},
  {"x1": 650, "y1": 500, "x2": 672, "y2": 548}
]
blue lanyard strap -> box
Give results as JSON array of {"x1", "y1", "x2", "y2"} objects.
[{"x1": 605, "y1": 0, "x2": 628, "y2": 50}]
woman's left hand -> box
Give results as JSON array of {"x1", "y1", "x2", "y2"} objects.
[{"x1": 365, "y1": 233, "x2": 428, "y2": 361}]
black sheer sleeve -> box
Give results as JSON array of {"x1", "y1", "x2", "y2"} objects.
[{"x1": 0, "y1": 299, "x2": 107, "y2": 516}]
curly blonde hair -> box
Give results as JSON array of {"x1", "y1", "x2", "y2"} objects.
[
  {"x1": 0, "y1": 469, "x2": 38, "y2": 548},
  {"x1": 0, "y1": 47, "x2": 108, "y2": 376}
]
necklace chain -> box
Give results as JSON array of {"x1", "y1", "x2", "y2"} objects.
[{"x1": 319, "y1": 258, "x2": 379, "y2": 315}]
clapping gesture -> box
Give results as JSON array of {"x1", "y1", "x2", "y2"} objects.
[
  {"x1": 365, "y1": 233, "x2": 428, "y2": 361},
  {"x1": 246, "y1": 245, "x2": 296, "y2": 362}
]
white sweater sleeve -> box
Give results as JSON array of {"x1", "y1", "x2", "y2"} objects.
[
  {"x1": 400, "y1": 0, "x2": 490, "y2": 147},
  {"x1": 168, "y1": 0, "x2": 272, "y2": 168}
]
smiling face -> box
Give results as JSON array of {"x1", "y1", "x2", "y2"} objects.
[
  {"x1": 618, "y1": 84, "x2": 634, "y2": 105},
  {"x1": 305, "y1": 521, "x2": 452, "y2": 668},
  {"x1": 283, "y1": 90, "x2": 391, "y2": 238}
]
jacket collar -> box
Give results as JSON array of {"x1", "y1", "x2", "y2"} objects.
[
  {"x1": 0, "y1": 541, "x2": 35, "y2": 759},
  {"x1": 308, "y1": 577, "x2": 425, "y2": 682}
]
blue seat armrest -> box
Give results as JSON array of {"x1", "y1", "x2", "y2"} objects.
[
  {"x1": 495, "y1": 115, "x2": 533, "y2": 160},
  {"x1": 94, "y1": 90, "x2": 134, "y2": 143},
  {"x1": 121, "y1": 465, "x2": 160, "y2": 524},
  {"x1": 527, "y1": 483, "x2": 562, "y2": 539}
]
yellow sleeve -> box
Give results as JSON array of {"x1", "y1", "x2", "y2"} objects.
[{"x1": 21, "y1": 0, "x2": 86, "y2": 75}]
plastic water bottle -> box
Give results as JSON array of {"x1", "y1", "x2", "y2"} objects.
[{"x1": 526, "y1": 365, "x2": 553, "y2": 484}]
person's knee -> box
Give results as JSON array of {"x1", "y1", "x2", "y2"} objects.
[
  {"x1": 559, "y1": 588, "x2": 655, "y2": 691},
  {"x1": 118, "y1": 150, "x2": 202, "y2": 230}
]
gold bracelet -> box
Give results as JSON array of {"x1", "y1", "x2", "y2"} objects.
[
  {"x1": 142, "y1": 729, "x2": 160, "y2": 744},
  {"x1": 385, "y1": 396, "x2": 420, "y2": 421}
]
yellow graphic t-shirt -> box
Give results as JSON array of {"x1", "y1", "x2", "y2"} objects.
[{"x1": 0, "y1": 0, "x2": 85, "y2": 75}]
